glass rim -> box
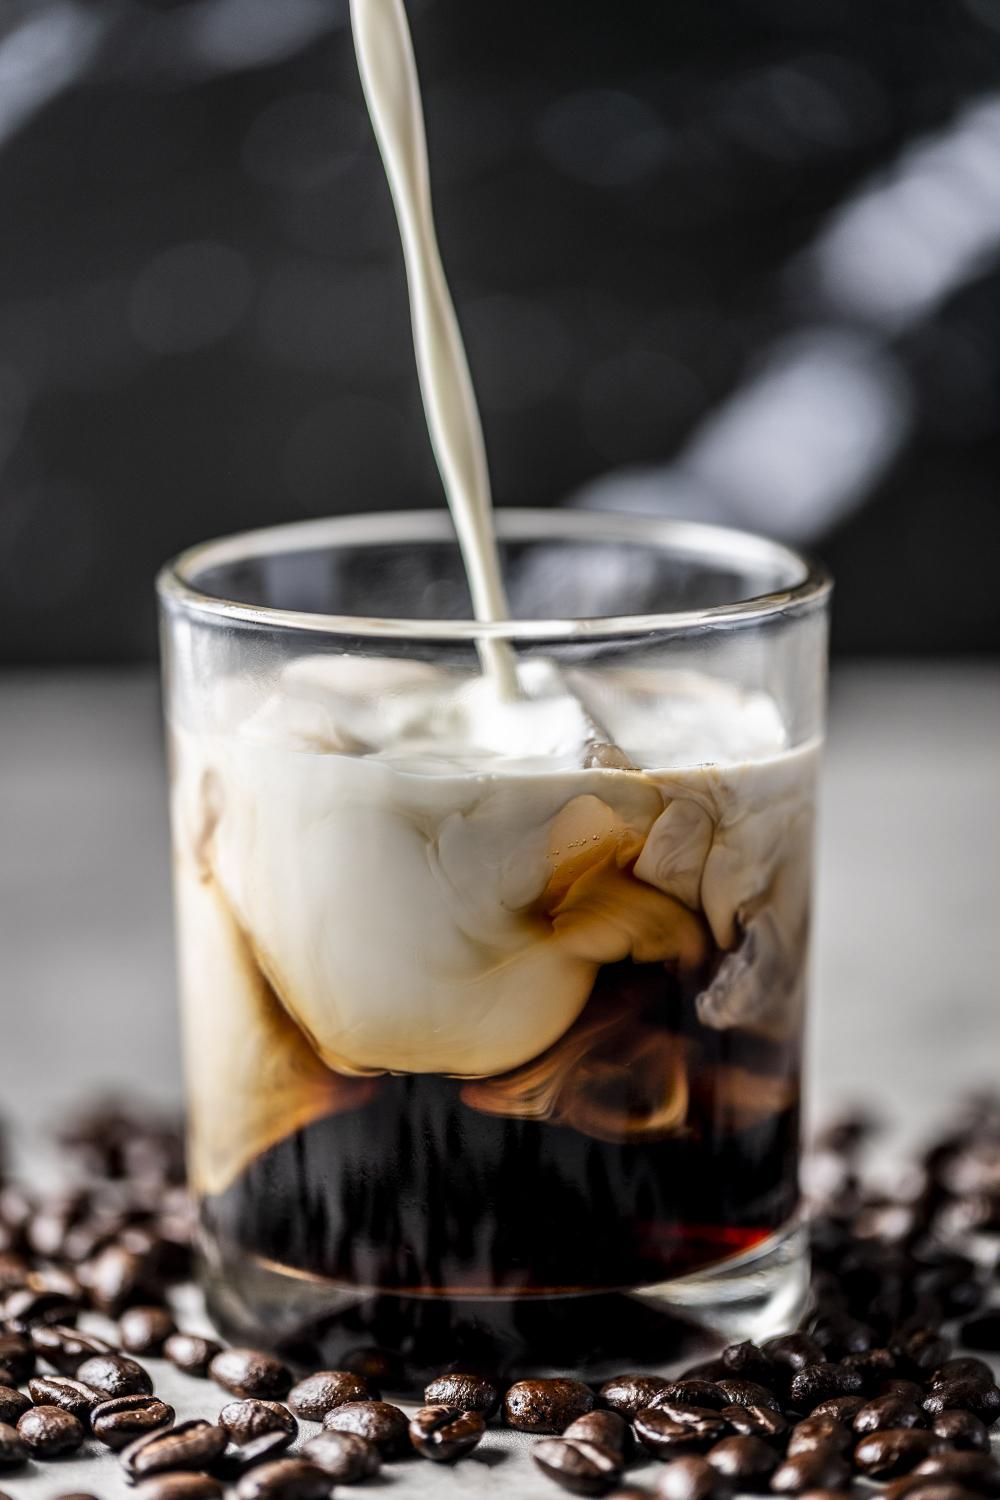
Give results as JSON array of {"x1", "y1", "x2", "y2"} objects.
[{"x1": 157, "y1": 508, "x2": 832, "y2": 641}]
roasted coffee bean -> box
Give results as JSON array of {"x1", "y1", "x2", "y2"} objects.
[
  {"x1": 119, "y1": 1306, "x2": 177, "y2": 1356},
  {"x1": 719, "y1": 1403, "x2": 787, "y2": 1442},
  {"x1": 83, "y1": 1244, "x2": 160, "y2": 1316},
  {"x1": 769, "y1": 1449, "x2": 851, "y2": 1493},
  {"x1": 811, "y1": 1397, "x2": 865, "y2": 1424},
  {"x1": 164, "y1": 1333, "x2": 222, "y2": 1378},
  {"x1": 76, "y1": 1351, "x2": 152, "y2": 1397},
  {"x1": 923, "y1": 1379, "x2": 1000, "y2": 1426},
  {"x1": 235, "y1": 1458, "x2": 332, "y2": 1500},
  {"x1": 91, "y1": 1394, "x2": 175, "y2": 1449},
  {"x1": 896, "y1": 1329, "x2": 953, "y2": 1376},
  {"x1": 635, "y1": 1407, "x2": 728, "y2": 1458},
  {"x1": 209, "y1": 1349, "x2": 291, "y2": 1401},
  {"x1": 806, "y1": 1314, "x2": 877, "y2": 1359},
  {"x1": 0, "y1": 1390, "x2": 29, "y2": 1427},
  {"x1": 715, "y1": 1379, "x2": 781, "y2": 1413},
  {"x1": 322, "y1": 1400, "x2": 409, "y2": 1457},
  {"x1": 408, "y1": 1404, "x2": 485, "y2": 1462},
  {"x1": 287, "y1": 1371, "x2": 373, "y2": 1420},
  {"x1": 424, "y1": 1371, "x2": 499, "y2": 1416},
  {"x1": 302, "y1": 1429, "x2": 380, "y2": 1483},
  {"x1": 213, "y1": 1431, "x2": 296, "y2": 1479},
  {"x1": 652, "y1": 1402, "x2": 735, "y2": 1430},
  {"x1": 28, "y1": 1376, "x2": 103, "y2": 1422},
  {"x1": 533, "y1": 1435, "x2": 622, "y2": 1495},
  {"x1": 503, "y1": 1379, "x2": 596, "y2": 1434},
  {"x1": 762, "y1": 1334, "x2": 826, "y2": 1375},
  {"x1": 786, "y1": 1416, "x2": 852, "y2": 1456},
  {"x1": 0, "y1": 1335, "x2": 33, "y2": 1384},
  {"x1": 954, "y1": 1317, "x2": 1000, "y2": 1368},
  {"x1": 722, "y1": 1344, "x2": 777, "y2": 1387},
  {"x1": 929, "y1": 1410, "x2": 990, "y2": 1451},
  {"x1": 16, "y1": 1404, "x2": 85, "y2": 1457},
  {"x1": 564, "y1": 1410, "x2": 632, "y2": 1458},
  {"x1": 655, "y1": 1455, "x2": 734, "y2": 1500},
  {"x1": 707, "y1": 1435, "x2": 779, "y2": 1490},
  {"x1": 654, "y1": 1381, "x2": 727, "y2": 1411},
  {"x1": 599, "y1": 1373, "x2": 672, "y2": 1416},
  {"x1": 122, "y1": 1419, "x2": 228, "y2": 1478},
  {"x1": 840, "y1": 1348, "x2": 898, "y2": 1391},
  {"x1": 31, "y1": 1323, "x2": 115, "y2": 1375},
  {"x1": 218, "y1": 1401, "x2": 296, "y2": 1447},
  {"x1": 853, "y1": 1427, "x2": 938, "y2": 1478},
  {"x1": 789, "y1": 1363, "x2": 865, "y2": 1412},
  {"x1": 931, "y1": 1358, "x2": 994, "y2": 1388},
  {"x1": 133, "y1": 1474, "x2": 223, "y2": 1500},
  {"x1": 3, "y1": 1287, "x2": 79, "y2": 1333},
  {"x1": 908, "y1": 1452, "x2": 1000, "y2": 1495},
  {"x1": 854, "y1": 1394, "x2": 927, "y2": 1434},
  {"x1": 0, "y1": 1422, "x2": 26, "y2": 1470}
]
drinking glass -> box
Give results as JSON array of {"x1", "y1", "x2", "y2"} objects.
[{"x1": 158, "y1": 509, "x2": 830, "y2": 1384}]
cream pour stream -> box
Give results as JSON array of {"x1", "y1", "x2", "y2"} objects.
[{"x1": 170, "y1": 2, "x2": 819, "y2": 1194}]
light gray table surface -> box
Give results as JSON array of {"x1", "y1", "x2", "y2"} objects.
[{"x1": 1, "y1": 661, "x2": 998, "y2": 1497}]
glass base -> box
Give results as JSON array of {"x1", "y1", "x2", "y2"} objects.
[{"x1": 202, "y1": 1221, "x2": 808, "y2": 1392}]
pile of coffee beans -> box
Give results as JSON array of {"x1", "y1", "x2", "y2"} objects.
[{"x1": 0, "y1": 1098, "x2": 998, "y2": 1498}]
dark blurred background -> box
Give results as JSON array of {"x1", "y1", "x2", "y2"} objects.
[{"x1": 2, "y1": 0, "x2": 1000, "y2": 664}]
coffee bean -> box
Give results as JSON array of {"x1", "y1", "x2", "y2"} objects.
[
  {"x1": 929, "y1": 1410, "x2": 989, "y2": 1451},
  {"x1": 16, "y1": 1405, "x2": 85, "y2": 1457},
  {"x1": 565, "y1": 1410, "x2": 632, "y2": 1458},
  {"x1": 122, "y1": 1419, "x2": 228, "y2": 1478},
  {"x1": 3, "y1": 1287, "x2": 80, "y2": 1333},
  {"x1": 31, "y1": 1323, "x2": 115, "y2": 1375},
  {"x1": 654, "y1": 1381, "x2": 727, "y2": 1411},
  {"x1": 92, "y1": 1394, "x2": 175, "y2": 1449},
  {"x1": 655, "y1": 1455, "x2": 734, "y2": 1500},
  {"x1": 28, "y1": 1376, "x2": 103, "y2": 1422},
  {"x1": 164, "y1": 1333, "x2": 223, "y2": 1378},
  {"x1": 806, "y1": 1314, "x2": 877, "y2": 1360},
  {"x1": 896, "y1": 1329, "x2": 953, "y2": 1376},
  {"x1": 133, "y1": 1474, "x2": 223, "y2": 1500},
  {"x1": 301, "y1": 1429, "x2": 380, "y2": 1482},
  {"x1": 0, "y1": 1422, "x2": 27, "y2": 1470},
  {"x1": 424, "y1": 1372, "x2": 499, "y2": 1416},
  {"x1": 652, "y1": 1402, "x2": 734, "y2": 1430},
  {"x1": 408, "y1": 1404, "x2": 485, "y2": 1462},
  {"x1": 769, "y1": 1449, "x2": 851, "y2": 1493},
  {"x1": 120, "y1": 1306, "x2": 177, "y2": 1356},
  {"x1": 854, "y1": 1427, "x2": 938, "y2": 1478},
  {"x1": 503, "y1": 1379, "x2": 596, "y2": 1434},
  {"x1": 219, "y1": 1401, "x2": 296, "y2": 1447},
  {"x1": 635, "y1": 1407, "x2": 728, "y2": 1458},
  {"x1": 0, "y1": 1390, "x2": 29, "y2": 1427},
  {"x1": 720, "y1": 1403, "x2": 787, "y2": 1442},
  {"x1": 0, "y1": 1335, "x2": 33, "y2": 1384},
  {"x1": 321, "y1": 1400, "x2": 408, "y2": 1457},
  {"x1": 722, "y1": 1342, "x2": 776, "y2": 1385},
  {"x1": 533, "y1": 1437, "x2": 623, "y2": 1495},
  {"x1": 932, "y1": 1358, "x2": 994, "y2": 1387},
  {"x1": 854, "y1": 1395, "x2": 927, "y2": 1434},
  {"x1": 786, "y1": 1416, "x2": 852, "y2": 1457},
  {"x1": 761, "y1": 1335, "x2": 826, "y2": 1375},
  {"x1": 715, "y1": 1380, "x2": 781, "y2": 1413},
  {"x1": 599, "y1": 1374, "x2": 671, "y2": 1416},
  {"x1": 789, "y1": 1363, "x2": 865, "y2": 1412},
  {"x1": 707, "y1": 1435, "x2": 779, "y2": 1490},
  {"x1": 235, "y1": 1458, "x2": 332, "y2": 1500},
  {"x1": 83, "y1": 1244, "x2": 160, "y2": 1316},
  {"x1": 810, "y1": 1397, "x2": 865, "y2": 1424},
  {"x1": 209, "y1": 1349, "x2": 291, "y2": 1401},
  {"x1": 76, "y1": 1351, "x2": 152, "y2": 1397},
  {"x1": 840, "y1": 1348, "x2": 898, "y2": 1391},
  {"x1": 214, "y1": 1431, "x2": 296, "y2": 1479},
  {"x1": 287, "y1": 1371, "x2": 373, "y2": 1420},
  {"x1": 923, "y1": 1380, "x2": 1000, "y2": 1426},
  {"x1": 909, "y1": 1452, "x2": 1000, "y2": 1495}
]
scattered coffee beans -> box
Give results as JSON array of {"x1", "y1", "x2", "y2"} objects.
[
  {"x1": 122, "y1": 1419, "x2": 228, "y2": 1479},
  {"x1": 770, "y1": 1448, "x2": 852, "y2": 1493},
  {"x1": 29, "y1": 1375, "x2": 104, "y2": 1422},
  {"x1": 0, "y1": 1389, "x2": 30, "y2": 1427},
  {"x1": 708, "y1": 1434, "x2": 780, "y2": 1489},
  {"x1": 16, "y1": 1404, "x2": 85, "y2": 1457},
  {"x1": 0, "y1": 1422, "x2": 27, "y2": 1470},
  {"x1": 853, "y1": 1427, "x2": 938, "y2": 1478},
  {"x1": 134, "y1": 1475, "x2": 223, "y2": 1500},
  {"x1": 634, "y1": 1406, "x2": 728, "y2": 1458},
  {"x1": 164, "y1": 1333, "x2": 223, "y2": 1378},
  {"x1": 209, "y1": 1350, "x2": 291, "y2": 1401},
  {"x1": 408, "y1": 1404, "x2": 485, "y2": 1462},
  {"x1": 218, "y1": 1400, "x2": 296, "y2": 1447},
  {"x1": 655, "y1": 1454, "x2": 735, "y2": 1500},
  {"x1": 235, "y1": 1458, "x2": 331, "y2": 1500},
  {"x1": 533, "y1": 1435, "x2": 623, "y2": 1495},
  {"x1": 76, "y1": 1351, "x2": 153, "y2": 1397},
  {"x1": 302, "y1": 1428, "x2": 380, "y2": 1482},
  {"x1": 91, "y1": 1394, "x2": 175, "y2": 1449},
  {"x1": 424, "y1": 1371, "x2": 501, "y2": 1415},
  {"x1": 31, "y1": 1322, "x2": 114, "y2": 1375},
  {"x1": 565, "y1": 1409, "x2": 632, "y2": 1458},
  {"x1": 599, "y1": 1373, "x2": 672, "y2": 1416},
  {"x1": 929, "y1": 1409, "x2": 990, "y2": 1450},
  {"x1": 213, "y1": 1431, "x2": 297, "y2": 1479},
  {"x1": 286, "y1": 1370, "x2": 372, "y2": 1419},
  {"x1": 504, "y1": 1378, "x2": 596, "y2": 1434},
  {"x1": 120, "y1": 1305, "x2": 177, "y2": 1356}
]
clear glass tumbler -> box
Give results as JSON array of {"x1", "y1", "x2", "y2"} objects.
[{"x1": 158, "y1": 509, "x2": 830, "y2": 1386}]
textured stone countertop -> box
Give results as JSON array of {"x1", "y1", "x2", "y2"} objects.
[{"x1": 1, "y1": 662, "x2": 998, "y2": 1497}]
